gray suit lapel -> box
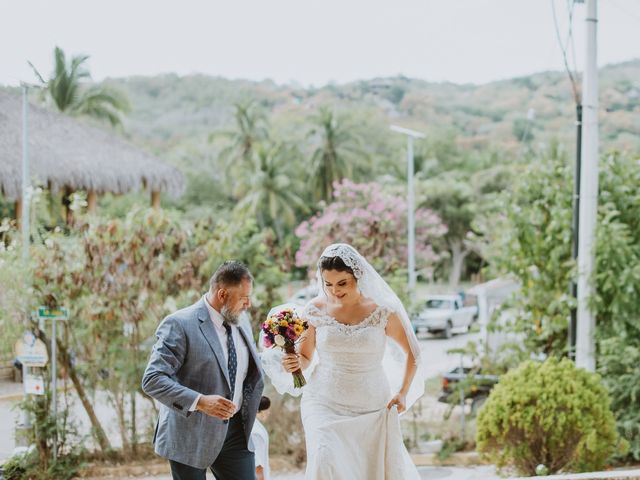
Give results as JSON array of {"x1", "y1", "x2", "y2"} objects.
[{"x1": 197, "y1": 300, "x2": 231, "y2": 391}]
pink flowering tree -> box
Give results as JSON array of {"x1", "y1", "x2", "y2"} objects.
[{"x1": 295, "y1": 179, "x2": 447, "y2": 279}]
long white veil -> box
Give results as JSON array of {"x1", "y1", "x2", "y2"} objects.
[{"x1": 261, "y1": 243, "x2": 426, "y2": 412}]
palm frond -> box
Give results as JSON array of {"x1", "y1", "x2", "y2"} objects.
[
  {"x1": 69, "y1": 54, "x2": 91, "y2": 81},
  {"x1": 27, "y1": 61, "x2": 46, "y2": 85},
  {"x1": 33, "y1": 47, "x2": 129, "y2": 128},
  {"x1": 73, "y1": 86, "x2": 130, "y2": 127}
]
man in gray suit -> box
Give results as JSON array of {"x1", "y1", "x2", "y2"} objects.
[{"x1": 142, "y1": 261, "x2": 264, "y2": 480}]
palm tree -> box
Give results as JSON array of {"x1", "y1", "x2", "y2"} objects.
[
  {"x1": 307, "y1": 107, "x2": 365, "y2": 203},
  {"x1": 216, "y1": 100, "x2": 270, "y2": 167},
  {"x1": 30, "y1": 46, "x2": 129, "y2": 127},
  {"x1": 234, "y1": 143, "x2": 308, "y2": 239}
]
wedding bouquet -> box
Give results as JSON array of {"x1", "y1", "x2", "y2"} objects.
[{"x1": 262, "y1": 307, "x2": 308, "y2": 388}]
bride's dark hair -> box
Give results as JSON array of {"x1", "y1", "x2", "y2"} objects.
[{"x1": 318, "y1": 255, "x2": 355, "y2": 276}]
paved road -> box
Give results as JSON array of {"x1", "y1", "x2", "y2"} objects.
[
  {"x1": 0, "y1": 397, "x2": 20, "y2": 460},
  {"x1": 418, "y1": 329, "x2": 481, "y2": 379}
]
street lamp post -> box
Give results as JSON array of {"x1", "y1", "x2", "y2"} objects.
[{"x1": 390, "y1": 125, "x2": 425, "y2": 301}]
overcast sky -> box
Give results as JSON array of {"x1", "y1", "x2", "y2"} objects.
[{"x1": 1, "y1": 0, "x2": 638, "y2": 87}]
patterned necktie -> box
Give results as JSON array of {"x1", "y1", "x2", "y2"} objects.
[{"x1": 223, "y1": 322, "x2": 237, "y2": 400}]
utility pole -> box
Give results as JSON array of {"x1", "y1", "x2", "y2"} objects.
[
  {"x1": 21, "y1": 84, "x2": 30, "y2": 289},
  {"x1": 551, "y1": 0, "x2": 584, "y2": 360},
  {"x1": 390, "y1": 125, "x2": 425, "y2": 302},
  {"x1": 569, "y1": 103, "x2": 582, "y2": 361},
  {"x1": 576, "y1": 0, "x2": 599, "y2": 372},
  {"x1": 16, "y1": 83, "x2": 32, "y2": 440}
]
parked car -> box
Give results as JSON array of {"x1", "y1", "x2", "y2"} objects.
[
  {"x1": 437, "y1": 366, "x2": 499, "y2": 415},
  {"x1": 411, "y1": 294, "x2": 478, "y2": 338}
]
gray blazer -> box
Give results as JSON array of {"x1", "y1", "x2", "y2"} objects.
[{"x1": 141, "y1": 298, "x2": 264, "y2": 469}]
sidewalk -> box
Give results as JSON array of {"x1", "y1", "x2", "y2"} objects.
[
  {"x1": 0, "y1": 379, "x2": 23, "y2": 401},
  {"x1": 94, "y1": 465, "x2": 499, "y2": 480}
]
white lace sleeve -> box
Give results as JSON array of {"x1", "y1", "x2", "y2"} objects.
[
  {"x1": 376, "y1": 305, "x2": 392, "y2": 329},
  {"x1": 302, "y1": 302, "x2": 322, "y2": 327}
]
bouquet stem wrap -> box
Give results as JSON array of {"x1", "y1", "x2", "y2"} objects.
[{"x1": 284, "y1": 342, "x2": 306, "y2": 388}]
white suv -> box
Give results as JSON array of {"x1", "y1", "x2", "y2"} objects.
[{"x1": 412, "y1": 294, "x2": 478, "y2": 338}]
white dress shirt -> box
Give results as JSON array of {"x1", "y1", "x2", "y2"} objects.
[{"x1": 190, "y1": 295, "x2": 250, "y2": 413}]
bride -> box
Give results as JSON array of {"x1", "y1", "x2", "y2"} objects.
[{"x1": 266, "y1": 243, "x2": 425, "y2": 479}]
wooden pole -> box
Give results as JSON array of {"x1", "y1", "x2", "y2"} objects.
[
  {"x1": 63, "y1": 187, "x2": 74, "y2": 225},
  {"x1": 87, "y1": 190, "x2": 97, "y2": 214},
  {"x1": 151, "y1": 190, "x2": 161, "y2": 209},
  {"x1": 15, "y1": 199, "x2": 23, "y2": 229}
]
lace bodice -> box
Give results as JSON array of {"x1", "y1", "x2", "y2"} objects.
[
  {"x1": 302, "y1": 303, "x2": 392, "y2": 412},
  {"x1": 304, "y1": 303, "x2": 390, "y2": 330}
]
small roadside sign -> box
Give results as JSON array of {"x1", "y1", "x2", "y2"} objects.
[
  {"x1": 37, "y1": 306, "x2": 68, "y2": 320},
  {"x1": 15, "y1": 331, "x2": 48, "y2": 367},
  {"x1": 34, "y1": 306, "x2": 69, "y2": 462},
  {"x1": 24, "y1": 372, "x2": 45, "y2": 395}
]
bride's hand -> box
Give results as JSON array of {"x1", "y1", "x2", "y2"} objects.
[
  {"x1": 387, "y1": 392, "x2": 407, "y2": 413},
  {"x1": 282, "y1": 353, "x2": 301, "y2": 373}
]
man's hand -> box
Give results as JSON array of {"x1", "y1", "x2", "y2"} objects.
[{"x1": 196, "y1": 395, "x2": 236, "y2": 420}]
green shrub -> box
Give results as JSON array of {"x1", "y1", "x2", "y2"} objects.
[
  {"x1": 1, "y1": 446, "x2": 81, "y2": 480},
  {"x1": 599, "y1": 337, "x2": 640, "y2": 460},
  {"x1": 476, "y1": 357, "x2": 619, "y2": 475}
]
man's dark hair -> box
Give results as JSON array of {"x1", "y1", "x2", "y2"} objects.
[
  {"x1": 318, "y1": 255, "x2": 354, "y2": 276},
  {"x1": 209, "y1": 261, "x2": 253, "y2": 290},
  {"x1": 258, "y1": 395, "x2": 271, "y2": 412}
]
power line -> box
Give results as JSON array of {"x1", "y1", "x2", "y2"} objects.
[
  {"x1": 551, "y1": 0, "x2": 581, "y2": 105},
  {"x1": 565, "y1": 0, "x2": 579, "y2": 87}
]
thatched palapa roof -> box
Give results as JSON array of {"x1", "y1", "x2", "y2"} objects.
[{"x1": 0, "y1": 91, "x2": 184, "y2": 201}]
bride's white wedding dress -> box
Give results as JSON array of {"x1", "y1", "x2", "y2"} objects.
[{"x1": 300, "y1": 303, "x2": 420, "y2": 480}]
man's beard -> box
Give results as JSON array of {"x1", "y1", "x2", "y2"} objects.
[{"x1": 220, "y1": 304, "x2": 241, "y2": 325}]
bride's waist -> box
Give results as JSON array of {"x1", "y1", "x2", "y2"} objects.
[
  {"x1": 312, "y1": 361, "x2": 381, "y2": 376},
  {"x1": 305, "y1": 364, "x2": 390, "y2": 406}
]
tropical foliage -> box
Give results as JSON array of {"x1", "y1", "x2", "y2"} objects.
[
  {"x1": 307, "y1": 107, "x2": 366, "y2": 202},
  {"x1": 216, "y1": 100, "x2": 270, "y2": 173},
  {"x1": 233, "y1": 143, "x2": 308, "y2": 239},
  {"x1": 416, "y1": 134, "x2": 513, "y2": 286},
  {"x1": 481, "y1": 149, "x2": 640, "y2": 459},
  {"x1": 30, "y1": 46, "x2": 129, "y2": 127},
  {"x1": 295, "y1": 179, "x2": 447, "y2": 278}
]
